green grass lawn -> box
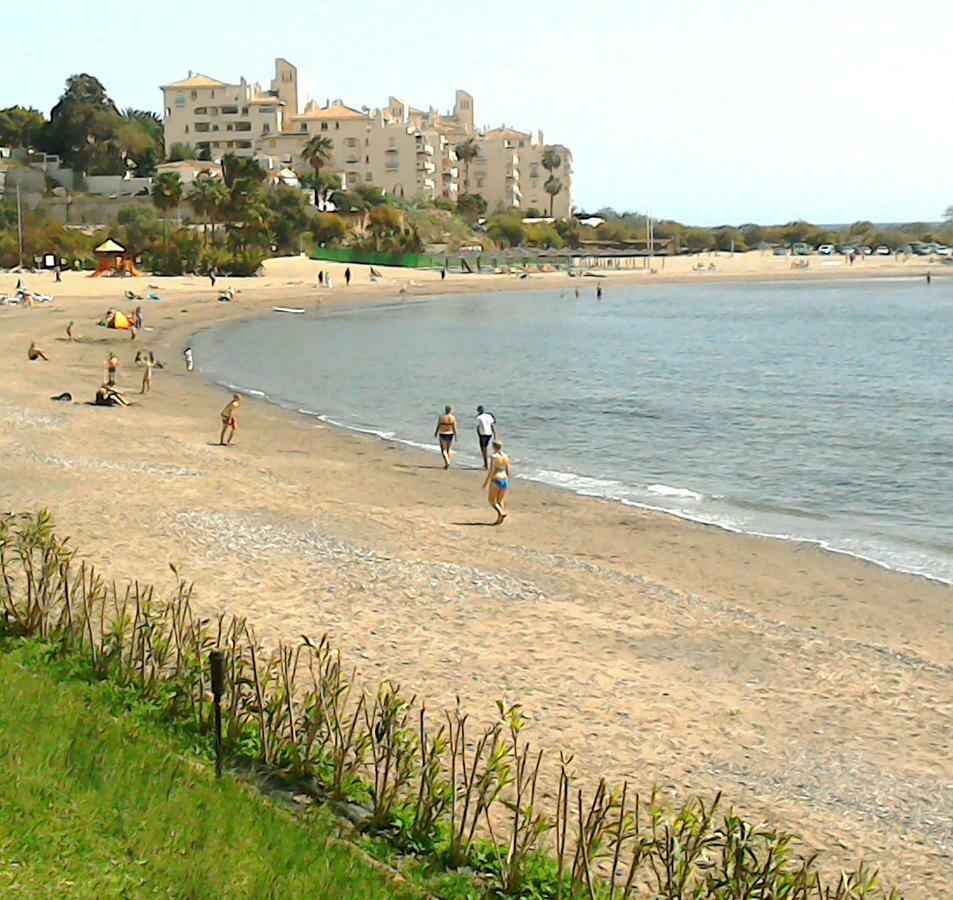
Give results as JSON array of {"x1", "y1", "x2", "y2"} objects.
[{"x1": 0, "y1": 643, "x2": 415, "y2": 899}]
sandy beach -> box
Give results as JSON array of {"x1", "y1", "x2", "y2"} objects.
[{"x1": 1, "y1": 252, "x2": 950, "y2": 895}]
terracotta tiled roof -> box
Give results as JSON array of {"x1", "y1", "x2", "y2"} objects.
[
  {"x1": 292, "y1": 101, "x2": 367, "y2": 121},
  {"x1": 162, "y1": 73, "x2": 228, "y2": 90},
  {"x1": 484, "y1": 127, "x2": 531, "y2": 140}
]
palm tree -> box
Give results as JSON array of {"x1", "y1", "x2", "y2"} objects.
[
  {"x1": 151, "y1": 172, "x2": 183, "y2": 250},
  {"x1": 454, "y1": 138, "x2": 479, "y2": 196},
  {"x1": 302, "y1": 135, "x2": 334, "y2": 206},
  {"x1": 544, "y1": 176, "x2": 564, "y2": 218},
  {"x1": 188, "y1": 173, "x2": 212, "y2": 247}
]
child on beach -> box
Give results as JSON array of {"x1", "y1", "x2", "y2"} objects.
[
  {"x1": 28, "y1": 342, "x2": 48, "y2": 361},
  {"x1": 184, "y1": 346, "x2": 194, "y2": 372},
  {"x1": 105, "y1": 352, "x2": 120, "y2": 385}
]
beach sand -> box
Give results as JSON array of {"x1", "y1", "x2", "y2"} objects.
[{"x1": 1, "y1": 253, "x2": 950, "y2": 895}]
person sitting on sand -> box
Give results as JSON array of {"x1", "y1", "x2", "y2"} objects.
[
  {"x1": 219, "y1": 394, "x2": 241, "y2": 446},
  {"x1": 435, "y1": 405, "x2": 458, "y2": 469},
  {"x1": 95, "y1": 384, "x2": 129, "y2": 407},
  {"x1": 28, "y1": 342, "x2": 49, "y2": 361},
  {"x1": 105, "y1": 352, "x2": 120, "y2": 386},
  {"x1": 482, "y1": 440, "x2": 511, "y2": 525}
]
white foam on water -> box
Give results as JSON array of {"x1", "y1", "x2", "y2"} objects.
[{"x1": 646, "y1": 483, "x2": 705, "y2": 501}]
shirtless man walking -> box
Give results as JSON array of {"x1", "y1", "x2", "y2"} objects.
[
  {"x1": 219, "y1": 394, "x2": 241, "y2": 446},
  {"x1": 434, "y1": 405, "x2": 458, "y2": 469},
  {"x1": 105, "y1": 351, "x2": 120, "y2": 385}
]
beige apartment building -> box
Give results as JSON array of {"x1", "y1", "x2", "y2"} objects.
[{"x1": 160, "y1": 59, "x2": 572, "y2": 216}]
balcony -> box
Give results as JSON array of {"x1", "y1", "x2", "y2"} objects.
[
  {"x1": 415, "y1": 143, "x2": 435, "y2": 156},
  {"x1": 416, "y1": 160, "x2": 436, "y2": 174}
]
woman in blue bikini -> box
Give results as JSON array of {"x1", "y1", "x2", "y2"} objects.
[{"x1": 482, "y1": 440, "x2": 511, "y2": 525}]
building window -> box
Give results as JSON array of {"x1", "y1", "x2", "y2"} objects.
[
  {"x1": 185, "y1": 125, "x2": 189, "y2": 133},
  {"x1": 365, "y1": 172, "x2": 372, "y2": 181},
  {"x1": 174, "y1": 97, "x2": 185, "y2": 108},
  {"x1": 226, "y1": 124, "x2": 233, "y2": 132},
  {"x1": 210, "y1": 90, "x2": 215, "y2": 97},
  {"x1": 320, "y1": 123, "x2": 328, "y2": 131},
  {"x1": 194, "y1": 106, "x2": 207, "y2": 115},
  {"x1": 190, "y1": 90, "x2": 197, "y2": 100},
  {"x1": 261, "y1": 123, "x2": 269, "y2": 133},
  {"x1": 388, "y1": 137, "x2": 395, "y2": 147},
  {"x1": 222, "y1": 105, "x2": 238, "y2": 115},
  {"x1": 345, "y1": 138, "x2": 357, "y2": 147},
  {"x1": 242, "y1": 106, "x2": 248, "y2": 115},
  {"x1": 365, "y1": 155, "x2": 369, "y2": 164},
  {"x1": 334, "y1": 122, "x2": 340, "y2": 130},
  {"x1": 236, "y1": 140, "x2": 252, "y2": 149},
  {"x1": 477, "y1": 177, "x2": 485, "y2": 188}
]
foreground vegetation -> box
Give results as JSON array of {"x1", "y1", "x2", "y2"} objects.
[
  {"x1": 0, "y1": 641, "x2": 415, "y2": 898},
  {"x1": 0, "y1": 511, "x2": 897, "y2": 898}
]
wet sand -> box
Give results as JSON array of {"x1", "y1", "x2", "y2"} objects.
[{"x1": 1, "y1": 255, "x2": 950, "y2": 895}]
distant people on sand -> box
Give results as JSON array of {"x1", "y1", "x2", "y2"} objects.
[
  {"x1": 482, "y1": 440, "x2": 511, "y2": 525},
  {"x1": 219, "y1": 394, "x2": 241, "y2": 446},
  {"x1": 66, "y1": 321, "x2": 78, "y2": 341},
  {"x1": 134, "y1": 306, "x2": 143, "y2": 331},
  {"x1": 345, "y1": 267, "x2": 351, "y2": 286},
  {"x1": 184, "y1": 346, "x2": 194, "y2": 372},
  {"x1": 435, "y1": 405, "x2": 458, "y2": 469},
  {"x1": 106, "y1": 351, "x2": 120, "y2": 386},
  {"x1": 327, "y1": 274, "x2": 334, "y2": 290},
  {"x1": 140, "y1": 354, "x2": 155, "y2": 394},
  {"x1": 318, "y1": 270, "x2": 324, "y2": 286},
  {"x1": 475, "y1": 405, "x2": 497, "y2": 469},
  {"x1": 210, "y1": 270, "x2": 217, "y2": 287},
  {"x1": 441, "y1": 267, "x2": 447, "y2": 281},
  {"x1": 927, "y1": 272, "x2": 932, "y2": 285},
  {"x1": 28, "y1": 342, "x2": 48, "y2": 361},
  {"x1": 54, "y1": 264, "x2": 61, "y2": 283},
  {"x1": 596, "y1": 284, "x2": 603, "y2": 299}
]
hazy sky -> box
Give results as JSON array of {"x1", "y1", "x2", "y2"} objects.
[{"x1": 3, "y1": 0, "x2": 951, "y2": 224}]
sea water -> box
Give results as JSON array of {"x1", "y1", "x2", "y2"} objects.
[{"x1": 194, "y1": 277, "x2": 953, "y2": 583}]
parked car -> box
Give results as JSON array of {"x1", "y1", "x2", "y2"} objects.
[
  {"x1": 874, "y1": 245, "x2": 891, "y2": 255},
  {"x1": 839, "y1": 245, "x2": 856, "y2": 256},
  {"x1": 817, "y1": 244, "x2": 835, "y2": 255},
  {"x1": 858, "y1": 246, "x2": 872, "y2": 255},
  {"x1": 897, "y1": 244, "x2": 913, "y2": 255},
  {"x1": 911, "y1": 243, "x2": 932, "y2": 255},
  {"x1": 935, "y1": 246, "x2": 951, "y2": 257},
  {"x1": 772, "y1": 245, "x2": 788, "y2": 256},
  {"x1": 791, "y1": 242, "x2": 812, "y2": 255}
]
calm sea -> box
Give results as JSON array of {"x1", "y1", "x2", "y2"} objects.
[{"x1": 194, "y1": 278, "x2": 953, "y2": 583}]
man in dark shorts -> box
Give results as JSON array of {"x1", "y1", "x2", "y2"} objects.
[{"x1": 475, "y1": 405, "x2": 497, "y2": 469}]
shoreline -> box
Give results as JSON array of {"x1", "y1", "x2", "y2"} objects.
[
  {"x1": 1, "y1": 256, "x2": 951, "y2": 895},
  {"x1": 191, "y1": 283, "x2": 953, "y2": 590}
]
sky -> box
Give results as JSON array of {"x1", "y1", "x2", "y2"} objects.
[{"x1": 2, "y1": 0, "x2": 951, "y2": 225}]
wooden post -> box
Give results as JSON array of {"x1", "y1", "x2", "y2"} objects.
[{"x1": 210, "y1": 649, "x2": 225, "y2": 778}]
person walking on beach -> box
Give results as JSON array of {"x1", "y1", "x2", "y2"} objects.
[
  {"x1": 475, "y1": 405, "x2": 497, "y2": 469},
  {"x1": 596, "y1": 284, "x2": 603, "y2": 299},
  {"x1": 210, "y1": 269, "x2": 217, "y2": 288},
  {"x1": 184, "y1": 346, "x2": 194, "y2": 373},
  {"x1": 318, "y1": 270, "x2": 324, "y2": 286},
  {"x1": 105, "y1": 351, "x2": 120, "y2": 385},
  {"x1": 327, "y1": 273, "x2": 334, "y2": 289},
  {"x1": 134, "y1": 306, "x2": 143, "y2": 331},
  {"x1": 66, "y1": 321, "x2": 78, "y2": 341},
  {"x1": 926, "y1": 272, "x2": 932, "y2": 285},
  {"x1": 54, "y1": 264, "x2": 61, "y2": 283},
  {"x1": 435, "y1": 405, "x2": 458, "y2": 469},
  {"x1": 28, "y1": 342, "x2": 49, "y2": 361},
  {"x1": 219, "y1": 394, "x2": 241, "y2": 446},
  {"x1": 344, "y1": 266, "x2": 351, "y2": 286},
  {"x1": 482, "y1": 440, "x2": 511, "y2": 525}
]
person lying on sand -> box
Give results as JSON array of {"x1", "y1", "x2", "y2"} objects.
[
  {"x1": 28, "y1": 342, "x2": 48, "y2": 361},
  {"x1": 95, "y1": 384, "x2": 129, "y2": 407},
  {"x1": 219, "y1": 394, "x2": 240, "y2": 445},
  {"x1": 435, "y1": 405, "x2": 457, "y2": 469},
  {"x1": 482, "y1": 440, "x2": 511, "y2": 525}
]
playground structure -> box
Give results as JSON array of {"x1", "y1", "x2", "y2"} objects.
[{"x1": 91, "y1": 239, "x2": 142, "y2": 277}]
